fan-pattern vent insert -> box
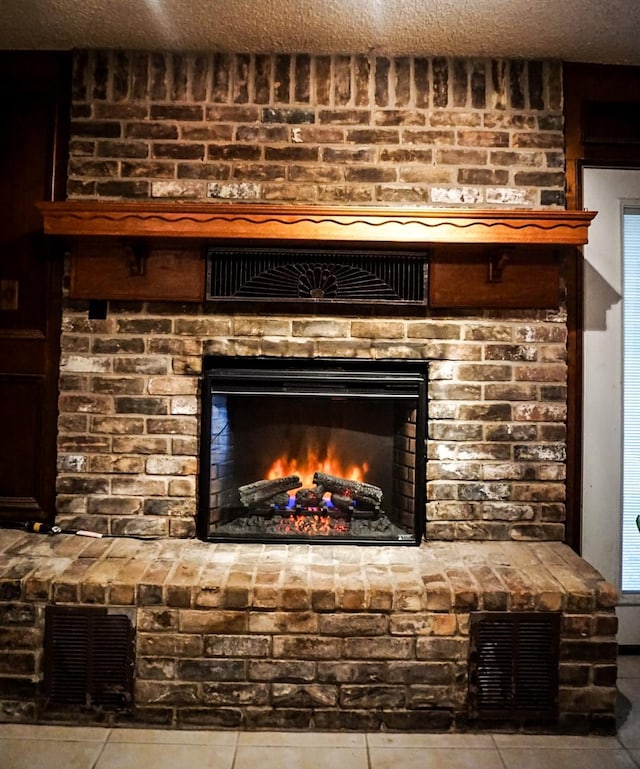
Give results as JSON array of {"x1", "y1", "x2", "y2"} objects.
[
  {"x1": 44, "y1": 606, "x2": 134, "y2": 710},
  {"x1": 206, "y1": 247, "x2": 427, "y2": 304},
  {"x1": 468, "y1": 612, "x2": 560, "y2": 722}
]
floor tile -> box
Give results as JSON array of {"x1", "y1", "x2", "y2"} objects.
[
  {"x1": 238, "y1": 730, "x2": 366, "y2": 747},
  {"x1": 107, "y1": 726, "x2": 238, "y2": 745},
  {"x1": 369, "y1": 747, "x2": 504, "y2": 769},
  {"x1": 499, "y1": 748, "x2": 638, "y2": 769},
  {"x1": 618, "y1": 657, "x2": 640, "y2": 678},
  {"x1": 234, "y1": 744, "x2": 368, "y2": 769},
  {"x1": 0, "y1": 738, "x2": 105, "y2": 769},
  {"x1": 619, "y1": 677, "x2": 640, "y2": 748},
  {"x1": 367, "y1": 732, "x2": 495, "y2": 748},
  {"x1": 94, "y1": 741, "x2": 235, "y2": 769},
  {"x1": 0, "y1": 723, "x2": 110, "y2": 741},
  {"x1": 493, "y1": 734, "x2": 623, "y2": 749}
]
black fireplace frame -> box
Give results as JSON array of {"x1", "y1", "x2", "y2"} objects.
[{"x1": 197, "y1": 357, "x2": 428, "y2": 545}]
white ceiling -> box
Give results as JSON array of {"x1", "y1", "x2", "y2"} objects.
[{"x1": 1, "y1": 0, "x2": 639, "y2": 65}]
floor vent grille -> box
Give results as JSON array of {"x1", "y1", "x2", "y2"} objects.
[
  {"x1": 469, "y1": 612, "x2": 560, "y2": 723},
  {"x1": 44, "y1": 606, "x2": 134, "y2": 711}
]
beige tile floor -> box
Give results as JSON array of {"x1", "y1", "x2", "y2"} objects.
[{"x1": 0, "y1": 656, "x2": 638, "y2": 769}]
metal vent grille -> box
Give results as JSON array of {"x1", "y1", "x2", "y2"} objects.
[
  {"x1": 469, "y1": 612, "x2": 560, "y2": 722},
  {"x1": 206, "y1": 247, "x2": 427, "y2": 304},
  {"x1": 44, "y1": 606, "x2": 134, "y2": 710}
]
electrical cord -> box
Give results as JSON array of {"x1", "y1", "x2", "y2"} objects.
[
  {"x1": 0, "y1": 520, "x2": 172, "y2": 541},
  {"x1": 0, "y1": 520, "x2": 62, "y2": 535}
]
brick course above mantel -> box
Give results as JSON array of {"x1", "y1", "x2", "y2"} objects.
[{"x1": 68, "y1": 52, "x2": 565, "y2": 208}]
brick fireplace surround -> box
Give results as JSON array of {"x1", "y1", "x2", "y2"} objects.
[{"x1": 0, "y1": 51, "x2": 619, "y2": 733}]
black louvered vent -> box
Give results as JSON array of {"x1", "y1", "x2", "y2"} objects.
[
  {"x1": 206, "y1": 247, "x2": 427, "y2": 305},
  {"x1": 44, "y1": 606, "x2": 134, "y2": 710},
  {"x1": 469, "y1": 612, "x2": 560, "y2": 722}
]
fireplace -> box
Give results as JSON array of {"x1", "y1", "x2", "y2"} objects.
[{"x1": 197, "y1": 357, "x2": 427, "y2": 544}]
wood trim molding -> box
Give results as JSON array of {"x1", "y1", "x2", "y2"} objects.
[{"x1": 37, "y1": 201, "x2": 595, "y2": 246}]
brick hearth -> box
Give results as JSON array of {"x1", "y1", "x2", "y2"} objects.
[{"x1": 0, "y1": 530, "x2": 617, "y2": 732}]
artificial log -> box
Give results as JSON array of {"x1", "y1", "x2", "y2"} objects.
[
  {"x1": 264, "y1": 492, "x2": 291, "y2": 508},
  {"x1": 330, "y1": 493, "x2": 354, "y2": 513},
  {"x1": 238, "y1": 475, "x2": 301, "y2": 506},
  {"x1": 330, "y1": 492, "x2": 379, "y2": 512},
  {"x1": 295, "y1": 487, "x2": 325, "y2": 507},
  {"x1": 313, "y1": 472, "x2": 383, "y2": 504}
]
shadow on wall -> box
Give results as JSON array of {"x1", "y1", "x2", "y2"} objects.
[
  {"x1": 617, "y1": 689, "x2": 632, "y2": 729},
  {"x1": 583, "y1": 259, "x2": 621, "y2": 331}
]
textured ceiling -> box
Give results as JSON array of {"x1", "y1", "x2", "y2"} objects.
[{"x1": 1, "y1": 0, "x2": 639, "y2": 65}]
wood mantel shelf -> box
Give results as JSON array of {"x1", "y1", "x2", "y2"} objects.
[
  {"x1": 37, "y1": 201, "x2": 596, "y2": 308},
  {"x1": 37, "y1": 201, "x2": 596, "y2": 246}
]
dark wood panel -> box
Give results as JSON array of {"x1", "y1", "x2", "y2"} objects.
[
  {"x1": 0, "y1": 84, "x2": 59, "y2": 335},
  {"x1": 0, "y1": 339, "x2": 47, "y2": 374},
  {"x1": 0, "y1": 53, "x2": 69, "y2": 523},
  {"x1": 564, "y1": 63, "x2": 640, "y2": 210},
  {"x1": 0, "y1": 375, "x2": 46, "y2": 513},
  {"x1": 70, "y1": 241, "x2": 204, "y2": 301},
  {"x1": 429, "y1": 246, "x2": 561, "y2": 309}
]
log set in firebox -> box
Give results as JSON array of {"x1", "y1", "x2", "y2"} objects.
[{"x1": 238, "y1": 472, "x2": 384, "y2": 517}]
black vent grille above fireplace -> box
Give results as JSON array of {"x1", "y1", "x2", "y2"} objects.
[{"x1": 206, "y1": 247, "x2": 427, "y2": 305}]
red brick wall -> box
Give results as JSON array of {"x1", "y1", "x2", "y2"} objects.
[
  {"x1": 68, "y1": 52, "x2": 565, "y2": 207},
  {"x1": 56, "y1": 51, "x2": 569, "y2": 541}
]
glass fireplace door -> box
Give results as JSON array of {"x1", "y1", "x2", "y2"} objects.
[{"x1": 198, "y1": 359, "x2": 427, "y2": 545}]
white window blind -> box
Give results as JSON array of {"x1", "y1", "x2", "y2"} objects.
[{"x1": 622, "y1": 206, "x2": 640, "y2": 592}]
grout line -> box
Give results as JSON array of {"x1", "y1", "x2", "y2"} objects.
[
  {"x1": 90, "y1": 738, "x2": 109, "y2": 769},
  {"x1": 493, "y1": 739, "x2": 510, "y2": 769},
  {"x1": 628, "y1": 749, "x2": 640, "y2": 769},
  {"x1": 365, "y1": 733, "x2": 372, "y2": 769},
  {"x1": 229, "y1": 736, "x2": 239, "y2": 769}
]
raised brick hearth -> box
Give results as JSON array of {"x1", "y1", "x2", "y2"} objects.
[{"x1": 0, "y1": 531, "x2": 618, "y2": 731}]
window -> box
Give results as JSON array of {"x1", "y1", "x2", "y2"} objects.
[{"x1": 622, "y1": 206, "x2": 640, "y2": 592}]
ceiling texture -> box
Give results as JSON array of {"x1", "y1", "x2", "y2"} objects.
[{"x1": 1, "y1": 0, "x2": 639, "y2": 65}]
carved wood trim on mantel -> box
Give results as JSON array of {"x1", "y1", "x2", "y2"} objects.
[{"x1": 37, "y1": 201, "x2": 596, "y2": 245}]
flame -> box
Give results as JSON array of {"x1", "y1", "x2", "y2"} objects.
[{"x1": 266, "y1": 448, "x2": 368, "y2": 489}]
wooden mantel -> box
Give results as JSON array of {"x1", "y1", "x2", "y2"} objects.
[
  {"x1": 37, "y1": 201, "x2": 595, "y2": 245},
  {"x1": 37, "y1": 201, "x2": 596, "y2": 308}
]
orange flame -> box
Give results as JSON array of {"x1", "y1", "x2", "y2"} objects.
[{"x1": 266, "y1": 447, "x2": 369, "y2": 489}]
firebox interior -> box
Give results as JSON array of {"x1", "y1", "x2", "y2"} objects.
[{"x1": 198, "y1": 358, "x2": 427, "y2": 544}]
